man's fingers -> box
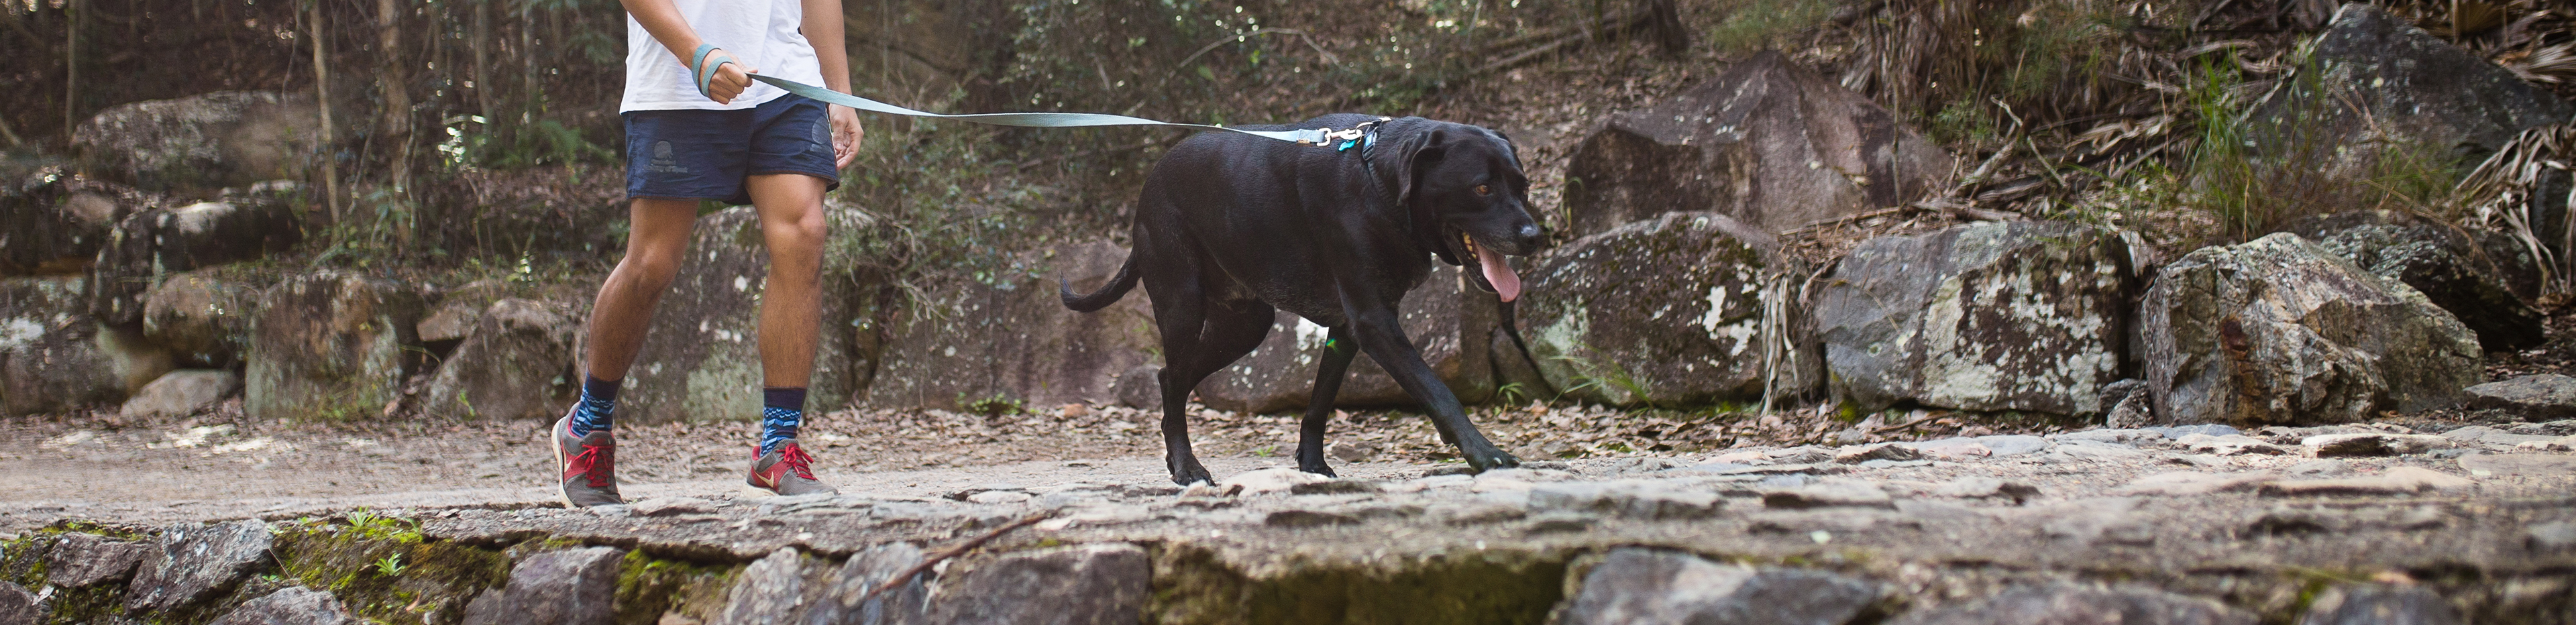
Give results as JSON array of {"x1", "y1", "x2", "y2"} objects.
[{"x1": 707, "y1": 63, "x2": 761, "y2": 104}]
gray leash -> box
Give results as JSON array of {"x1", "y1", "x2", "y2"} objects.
[{"x1": 694, "y1": 46, "x2": 1352, "y2": 146}]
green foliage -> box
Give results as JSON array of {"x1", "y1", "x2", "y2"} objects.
[
  {"x1": 961, "y1": 391, "x2": 1028, "y2": 416},
  {"x1": 1927, "y1": 97, "x2": 2001, "y2": 146},
  {"x1": 2182, "y1": 58, "x2": 2466, "y2": 241},
  {"x1": 615, "y1": 551, "x2": 737, "y2": 625},
  {"x1": 1706, "y1": 0, "x2": 1840, "y2": 52},
  {"x1": 271, "y1": 515, "x2": 510, "y2": 625},
  {"x1": 375, "y1": 553, "x2": 409, "y2": 577}
]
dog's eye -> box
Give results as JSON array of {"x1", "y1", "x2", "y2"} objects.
[{"x1": 1473, "y1": 184, "x2": 1491, "y2": 196}]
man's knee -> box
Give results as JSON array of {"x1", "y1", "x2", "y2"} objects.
[
  {"x1": 767, "y1": 207, "x2": 828, "y2": 253},
  {"x1": 623, "y1": 245, "x2": 690, "y2": 283}
]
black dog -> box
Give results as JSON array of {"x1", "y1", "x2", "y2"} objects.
[{"x1": 1063, "y1": 114, "x2": 1546, "y2": 485}]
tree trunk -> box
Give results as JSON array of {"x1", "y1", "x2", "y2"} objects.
[
  {"x1": 311, "y1": 0, "x2": 340, "y2": 222},
  {"x1": 473, "y1": 0, "x2": 494, "y2": 144},
  {"x1": 377, "y1": 0, "x2": 413, "y2": 252},
  {"x1": 63, "y1": 0, "x2": 78, "y2": 141}
]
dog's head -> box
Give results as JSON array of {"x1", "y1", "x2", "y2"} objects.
[{"x1": 1391, "y1": 121, "x2": 1547, "y2": 302}]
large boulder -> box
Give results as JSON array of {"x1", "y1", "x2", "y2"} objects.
[
  {"x1": 0, "y1": 167, "x2": 154, "y2": 276},
  {"x1": 460, "y1": 547, "x2": 625, "y2": 625},
  {"x1": 922, "y1": 543, "x2": 1151, "y2": 625},
  {"x1": 1563, "y1": 50, "x2": 1949, "y2": 235},
  {"x1": 2279, "y1": 211, "x2": 2542, "y2": 352},
  {"x1": 0, "y1": 581, "x2": 34, "y2": 625},
  {"x1": 89, "y1": 183, "x2": 307, "y2": 327},
  {"x1": 46, "y1": 532, "x2": 152, "y2": 587},
  {"x1": 0, "y1": 276, "x2": 125, "y2": 414},
  {"x1": 142, "y1": 268, "x2": 262, "y2": 367},
  {"x1": 802, "y1": 542, "x2": 928, "y2": 625},
  {"x1": 127, "y1": 519, "x2": 274, "y2": 614},
  {"x1": 417, "y1": 279, "x2": 513, "y2": 345},
  {"x1": 623, "y1": 207, "x2": 866, "y2": 422},
  {"x1": 2140, "y1": 233, "x2": 2482, "y2": 427},
  {"x1": 712, "y1": 548, "x2": 828, "y2": 625},
  {"x1": 865, "y1": 239, "x2": 1159, "y2": 411},
  {"x1": 418, "y1": 298, "x2": 577, "y2": 420},
  {"x1": 1192, "y1": 264, "x2": 1499, "y2": 413},
  {"x1": 244, "y1": 272, "x2": 428, "y2": 422},
  {"x1": 1561, "y1": 549, "x2": 1890, "y2": 625},
  {"x1": 73, "y1": 91, "x2": 331, "y2": 196},
  {"x1": 1815, "y1": 221, "x2": 2137, "y2": 416},
  {"x1": 1519, "y1": 212, "x2": 1816, "y2": 407},
  {"x1": 121, "y1": 369, "x2": 242, "y2": 419},
  {"x1": 2250, "y1": 4, "x2": 2571, "y2": 175}
]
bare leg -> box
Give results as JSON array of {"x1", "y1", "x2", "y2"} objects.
[
  {"x1": 581, "y1": 199, "x2": 702, "y2": 380},
  {"x1": 744, "y1": 174, "x2": 829, "y2": 389}
]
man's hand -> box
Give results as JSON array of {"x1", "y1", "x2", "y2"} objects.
[
  {"x1": 702, "y1": 49, "x2": 759, "y2": 105},
  {"x1": 828, "y1": 104, "x2": 863, "y2": 168}
]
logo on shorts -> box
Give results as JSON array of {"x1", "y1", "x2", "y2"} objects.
[
  {"x1": 810, "y1": 119, "x2": 831, "y2": 154},
  {"x1": 646, "y1": 139, "x2": 688, "y2": 174}
]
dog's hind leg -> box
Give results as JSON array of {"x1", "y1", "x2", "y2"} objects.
[
  {"x1": 1150, "y1": 296, "x2": 1277, "y2": 486},
  {"x1": 1293, "y1": 325, "x2": 1357, "y2": 477}
]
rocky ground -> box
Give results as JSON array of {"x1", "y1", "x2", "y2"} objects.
[{"x1": 5, "y1": 405, "x2": 2575, "y2": 624}]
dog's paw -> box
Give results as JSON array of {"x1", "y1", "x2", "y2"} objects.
[
  {"x1": 1169, "y1": 459, "x2": 1216, "y2": 486},
  {"x1": 1468, "y1": 449, "x2": 1522, "y2": 472},
  {"x1": 1295, "y1": 462, "x2": 1338, "y2": 478}
]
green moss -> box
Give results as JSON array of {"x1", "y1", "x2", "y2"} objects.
[
  {"x1": 612, "y1": 551, "x2": 736, "y2": 625},
  {"x1": 36, "y1": 520, "x2": 157, "y2": 542},
  {"x1": 36, "y1": 583, "x2": 131, "y2": 625},
  {"x1": 271, "y1": 520, "x2": 511, "y2": 625}
]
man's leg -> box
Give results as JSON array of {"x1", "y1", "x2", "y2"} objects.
[
  {"x1": 553, "y1": 198, "x2": 700, "y2": 508},
  {"x1": 742, "y1": 173, "x2": 836, "y2": 495}
]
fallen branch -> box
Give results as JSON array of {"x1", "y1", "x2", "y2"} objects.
[{"x1": 854, "y1": 512, "x2": 1053, "y2": 606}]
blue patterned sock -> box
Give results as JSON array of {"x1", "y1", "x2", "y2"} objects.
[
  {"x1": 570, "y1": 374, "x2": 620, "y2": 437},
  {"x1": 759, "y1": 387, "x2": 806, "y2": 457}
]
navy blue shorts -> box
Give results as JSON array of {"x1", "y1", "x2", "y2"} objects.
[{"x1": 623, "y1": 94, "x2": 840, "y2": 205}]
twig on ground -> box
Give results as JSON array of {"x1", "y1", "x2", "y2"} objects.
[{"x1": 855, "y1": 511, "x2": 1055, "y2": 605}]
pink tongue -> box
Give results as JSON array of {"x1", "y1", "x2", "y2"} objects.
[{"x1": 1477, "y1": 243, "x2": 1523, "y2": 302}]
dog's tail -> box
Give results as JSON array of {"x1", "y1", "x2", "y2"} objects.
[{"x1": 1061, "y1": 250, "x2": 1143, "y2": 312}]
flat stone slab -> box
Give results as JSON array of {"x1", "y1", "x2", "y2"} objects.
[
  {"x1": 47, "y1": 532, "x2": 151, "y2": 587},
  {"x1": 2466, "y1": 374, "x2": 2576, "y2": 420},
  {"x1": 2303, "y1": 434, "x2": 2455, "y2": 457},
  {"x1": 2257, "y1": 467, "x2": 2475, "y2": 496},
  {"x1": 208, "y1": 586, "x2": 359, "y2": 625}
]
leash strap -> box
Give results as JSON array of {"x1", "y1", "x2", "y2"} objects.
[
  {"x1": 689, "y1": 44, "x2": 741, "y2": 101},
  {"x1": 738, "y1": 72, "x2": 1338, "y2": 145}
]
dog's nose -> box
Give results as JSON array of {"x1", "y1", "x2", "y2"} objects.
[{"x1": 1514, "y1": 223, "x2": 1544, "y2": 248}]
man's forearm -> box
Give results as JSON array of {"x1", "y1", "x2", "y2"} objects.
[
  {"x1": 802, "y1": 0, "x2": 850, "y2": 93},
  {"x1": 621, "y1": 0, "x2": 704, "y2": 66}
]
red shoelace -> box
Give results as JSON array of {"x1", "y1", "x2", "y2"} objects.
[
  {"x1": 570, "y1": 443, "x2": 614, "y2": 488},
  {"x1": 777, "y1": 444, "x2": 818, "y2": 480}
]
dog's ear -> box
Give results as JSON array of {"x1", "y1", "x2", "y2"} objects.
[
  {"x1": 1390, "y1": 124, "x2": 1460, "y2": 264},
  {"x1": 1393, "y1": 126, "x2": 1449, "y2": 209}
]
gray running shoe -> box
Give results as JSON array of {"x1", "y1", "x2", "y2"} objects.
[
  {"x1": 747, "y1": 441, "x2": 837, "y2": 496},
  {"x1": 551, "y1": 414, "x2": 624, "y2": 507}
]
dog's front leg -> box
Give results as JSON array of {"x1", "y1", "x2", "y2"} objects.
[
  {"x1": 1295, "y1": 325, "x2": 1358, "y2": 477},
  {"x1": 1346, "y1": 306, "x2": 1521, "y2": 472}
]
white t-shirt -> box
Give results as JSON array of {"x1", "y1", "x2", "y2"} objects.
[{"x1": 620, "y1": 0, "x2": 828, "y2": 112}]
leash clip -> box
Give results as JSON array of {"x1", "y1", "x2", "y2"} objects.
[{"x1": 1322, "y1": 118, "x2": 1392, "y2": 152}]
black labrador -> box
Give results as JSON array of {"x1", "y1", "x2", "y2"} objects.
[{"x1": 1063, "y1": 114, "x2": 1546, "y2": 485}]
